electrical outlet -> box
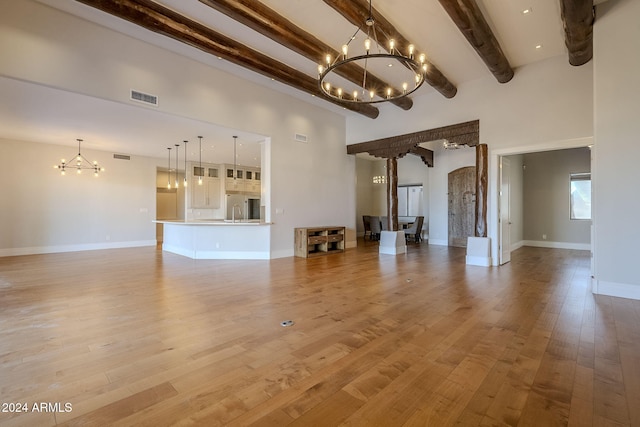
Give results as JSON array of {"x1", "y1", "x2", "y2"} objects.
[{"x1": 542, "y1": 234, "x2": 547, "y2": 240}]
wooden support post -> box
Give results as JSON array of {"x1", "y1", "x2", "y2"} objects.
[
  {"x1": 475, "y1": 144, "x2": 488, "y2": 237},
  {"x1": 386, "y1": 158, "x2": 399, "y2": 231}
]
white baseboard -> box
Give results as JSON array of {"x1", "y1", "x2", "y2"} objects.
[
  {"x1": 162, "y1": 243, "x2": 270, "y2": 260},
  {"x1": 466, "y1": 256, "x2": 492, "y2": 266},
  {"x1": 522, "y1": 240, "x2": 591, "y2": 250},
  {"x1": 428, "y1": 239, "x2": 448, "y2": 246},
  {"x1": 593, "y1": 278, "x2": 640, "y2": 301},
  {"x1": 270, "y1": 248, "x2": 294, "y2": 259},
  {"x1": 511, "y1": 240, "x2": 525, "y2": 251},
  {"x1": 0, "y1": 240, "x2": 157, "y2": 257}
]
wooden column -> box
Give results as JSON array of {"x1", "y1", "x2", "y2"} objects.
[
  {"x1": 386, "y1": 158, "x2": 399, "y2": 231},
  {"x1": 475, "y1": 144, "x2": 488, "y2": 237}
]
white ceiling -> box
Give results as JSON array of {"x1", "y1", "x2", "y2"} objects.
[{"x1": 3, "y1": 0, "x2": 575, "y2": 162}]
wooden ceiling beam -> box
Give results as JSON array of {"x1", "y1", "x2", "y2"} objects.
[
  {"x1": 199, "y1": 0, "x2": 413, "y2": 110},
  {"x1": 322, "y1": 0, "x2": 458, "y2": 99},
  {"x1": 438, "y1": 0, "x2": 514, "y2": 83},
  {"x1": 560, "y1": 0, "x2": 594, "y2": 66},
  {"x1": 409, "y1": 146, "x2": 434, "y2": 167},
  {"x1": 347, "y1": 120, "x2": 479, "y2": 163},
  {"x1": 74, "y1": 0, "x2": 379, "y2": 119}
]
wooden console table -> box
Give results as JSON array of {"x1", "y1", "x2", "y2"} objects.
[{"x1": 294, "y1": 226, "x2": 345, "y2": 258}]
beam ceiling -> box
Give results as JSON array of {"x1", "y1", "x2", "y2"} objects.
[
  {"x1": 198, "y1": 0, "x2": 413, "y2": 111},
  {"x1": 560, "y1": 0, "x2": 595, "y2": 66},
  {"x1": 438, "y1": 0, "x2": 514, "y2": 83},
  {"x1": 75, "y1": 0, "x2": 380, "y2": 119},
  {"x1": 347, "y1": 120, "x2": 480, "y2": 165}
]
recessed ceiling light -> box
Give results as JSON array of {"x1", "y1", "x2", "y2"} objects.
[
  {"x1": 535, "y1": 44, "x2": 543, "y2": 49},
  {"x1": 522, "y1": 8, "x2": 532, "y2": 14},
  {"x1": 388, "y1": 63, "x2": 393, "y2": 67}
]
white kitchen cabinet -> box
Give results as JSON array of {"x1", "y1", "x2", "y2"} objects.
[{"x1": 189, "y1": 163, "x2": 221, "y2": 208}]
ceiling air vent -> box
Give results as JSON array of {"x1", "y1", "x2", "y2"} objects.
[
  {"x1": 130, "y1": 89, "x2": 158, "y2": 107},
  {"x1": 294, "y1": 133, "x2": 308, "y2": 143},
  {"x1": 113, "y1": 154, "x2": 131, "y2": 160}
]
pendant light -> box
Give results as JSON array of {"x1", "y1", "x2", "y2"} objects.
[
  {"x1": 197, "y1": 136, "x2": 203, "y2": 186},
  {"x1": 174, "y1": 143, "x2": 180, "y2": 189},
  {"x1": 233, "y1": 135, "x2": 238, "y2": 188},
  {"x1": 166, "y1": 147, "x2": 172, "y2": 189},
  {"x1": 183, "y1": 140, "x2": 188, "y2": 188}
]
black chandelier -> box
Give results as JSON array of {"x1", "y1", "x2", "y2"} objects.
[{"x1": 317, "y1": 0, "x2": 427, "y2": 104}]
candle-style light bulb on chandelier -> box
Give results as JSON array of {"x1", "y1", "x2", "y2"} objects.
[
  {"x1": 54, "y1": 138, "x2": 104, "y2": 177},
  {"x1": 318, "y1": 0, "x2": 427, "y2": 104}
]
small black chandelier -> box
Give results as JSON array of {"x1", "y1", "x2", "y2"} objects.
[{"x1": 55, "y1": 139, "x2": 104, "y2": 176}]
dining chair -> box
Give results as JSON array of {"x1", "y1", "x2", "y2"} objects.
[
  {"x1": 404, "y1": 216, "x2": 424, "y2": 243},
  {"x1": 369, "y1": 216, "x2": 382, "y2": 241},
  {"x1": 362, "y1": 215, "x2": 371, "y2": 239}
]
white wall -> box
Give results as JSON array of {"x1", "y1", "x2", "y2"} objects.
[
  {"x1": 0, "y1": 138, "x2": 158, "y2": 255},
  {"x1": 592, "y1": 0, "x2": 640, "y2": 298},
  {"x1": 522, "y1": 148, "x2": 591, "y2": 248},
  {"x1": 355, "y1": 157, "x2": 374, "y2": 235},
  {"x1": 0, "y1": 1, "x2": 353, "y2": 257}
]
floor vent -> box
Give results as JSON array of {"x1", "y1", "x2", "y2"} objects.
[
  {"x1": 113, "y1": 154, "x2": 131, "y2": 160},
  {"x1": 294, "y1": 133, "x2": 308, "y2": 143},
  {"x1": 130, "y1": 89, "x2": 158, "y2": 106}
]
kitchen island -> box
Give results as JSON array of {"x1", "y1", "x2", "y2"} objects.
[{"x1": 155, "y1": 220, "x2": 271, "y2": 259}]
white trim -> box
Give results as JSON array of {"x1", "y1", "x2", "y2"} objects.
[
  {"x1": 162, "y1": 243, "x2": 270, "y2": 260},
  {"x1": 0, "y1": 240, "x2": 156, "y2": 257},
  {"x1": 428, "y1": 239, "x2": 448, "y2": 246},
  {"x1": 466, "y1": 255, "x2": 492, "y2": 266},
  {"x1": 593, "y1": 278, "x2": 640, "y2": 301},
  {"x1": 521, "y1": 240, "x2": 591, "y2": 250},
  {"x1": 511, "y1": 240, "x2": 525, "y2": 251},
  {"x1": 270, "y1": 248, "x2": 294, "y2": 259}
]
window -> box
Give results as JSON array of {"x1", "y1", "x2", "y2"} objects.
[{"x1": 570, "y1": 173, "x2": 591, "y2": 220}]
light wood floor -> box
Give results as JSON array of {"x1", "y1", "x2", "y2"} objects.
[{"x1": 1, "y1": 241, "x2": 639, "y2": 426}]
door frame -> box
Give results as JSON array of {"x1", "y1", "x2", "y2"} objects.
[
  {"x1": 499, "y1": 156, "x2": 511, "y2": 264},
  {"x1": 490, "y1": 137, "x2": 593, "y2": 266}
]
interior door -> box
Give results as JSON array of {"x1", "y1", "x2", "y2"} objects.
[
  {"x1": 448, "y1": 167, "x2": 476, "y2": 247},
  {"x1": 500, "y1": 157, "x2": 511, "y2": 264}
]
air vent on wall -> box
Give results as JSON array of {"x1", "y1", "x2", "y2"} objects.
[
  {"x1": 130, "y1": 89, "x2": 158, "y2": 106},
  {"x1": 113, "y1": 154, "x2": 131, "y2": 160},
  {"x1": 294, "y1": 133, "x2": 308, "y2": 143}
]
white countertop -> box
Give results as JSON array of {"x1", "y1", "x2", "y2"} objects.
[{"x1": 154, "y1": 219, "x2": 271, "y2": 226}]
